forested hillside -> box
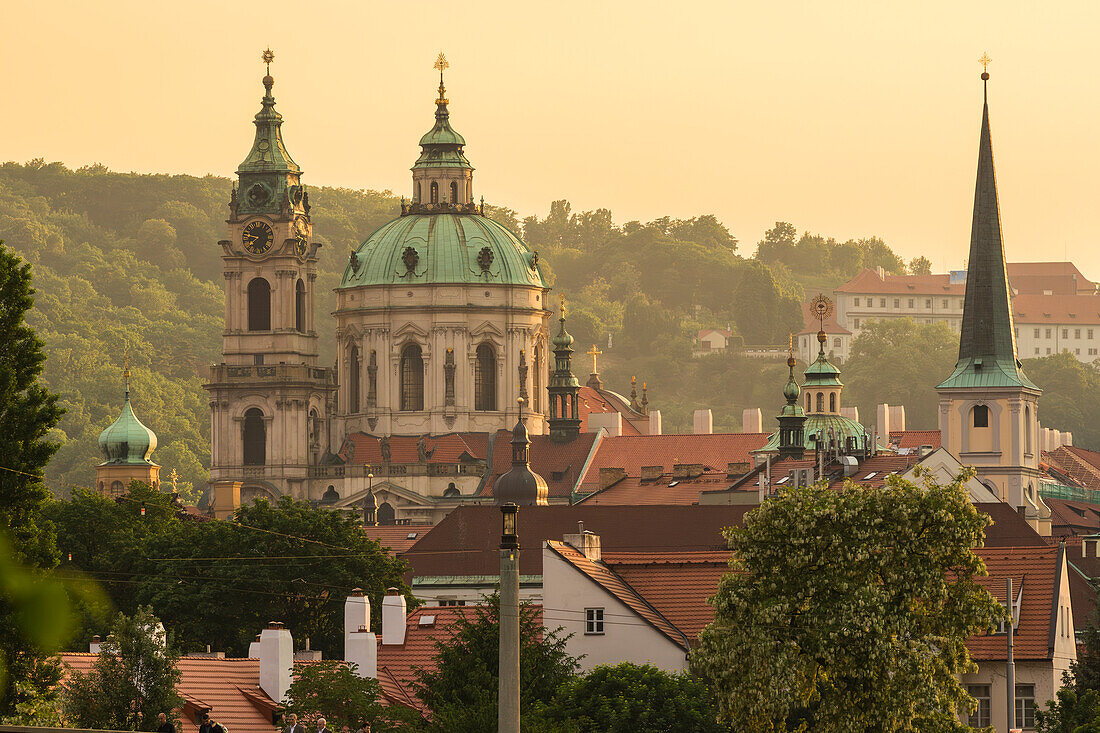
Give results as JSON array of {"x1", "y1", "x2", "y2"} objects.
[{"x1": 4, "y1": 160, "x2": 1093, "y2": 499}]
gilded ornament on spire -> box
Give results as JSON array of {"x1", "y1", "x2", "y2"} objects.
[
  {"x1": 559, "y1": 293, "x2": 567, "y2": 319},
  {"x1": 979, "y1": 52, "x2": 991, "y2": 72},
  {"x1": 434, "y1": 52, "x2": 449, "y2": 104},
  {"x1": 262, "y1": 48, "x2": 275, "y2": 70}
]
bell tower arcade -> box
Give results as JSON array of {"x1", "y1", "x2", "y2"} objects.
[{"x1": 205, "y1": 50, "x2": 336, "y2": 505}]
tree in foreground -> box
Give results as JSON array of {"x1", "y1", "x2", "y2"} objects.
[
  {"x1": 412, "y1": 596, "x2": 579, "y2": 733},
  {"x1": 691, "y1": 471, "x2": 1003, "y2": 733},
  {"x1": 284, "y1": 660, "x2": 419, "y2": 733},
  {"x1": 63, "y1": 606, "x2": 181, "y2": 731},
  {"x1": 550, "y1": 662, "x2": 729, "y2": 733},
  {"x1": 1035, "y1": 605, "x2": 1100, "y2": 731}
]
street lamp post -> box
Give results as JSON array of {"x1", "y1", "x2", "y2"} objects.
[{"x1": 498, "y1": 502, "x2": 520, "y2": 733}]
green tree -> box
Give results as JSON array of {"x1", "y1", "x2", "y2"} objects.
[
  {"x1": 1021, "y1": 353, "x2": 1100, "y2": 449},
  {"x1": 843, "y1": 318, "x2": 958, "y2": 430},
  {"x1": 691, "y1": 471, "x2": 1003, "y2": 732},
  {"x1": 284, "y1": 660, "x2": 418, "y2": 732},
  {"x1": 909, "y1": 255, "x2": 933, "y2": 275},
  {"x1": 63, "y1": 606, "x2": 182, "y2": 731},
  {"x1": 1036, "y1": 687, "x2": 1100, "y2": 732},
  {"x1": 551, "y1": 663, "x2": 729, "y2": 733},
  {"x1": 413, "y1": 596, "x2": 579, "y2": 732}
]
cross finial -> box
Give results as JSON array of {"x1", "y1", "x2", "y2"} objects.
[
  {"x1": 979, "y1": 52, "x2": 991, "y2": 72},
  {"x1": 586, "y1": 344, "x2": 603, "y2": 374},
  {"x1": 262, "y1": 48, "x2": 275, "y2": 74},
  {"x1": 123, "y1": 351, "x2": 132, "y2": 397}
]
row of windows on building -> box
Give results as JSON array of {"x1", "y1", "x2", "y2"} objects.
[
  {"x1": 1021, "y1": 327, "x2": 1097, "y2": 340},
  {"x1": 415, "y1": 180, "x2": 465, "y2": 204},
  {"x1": 851, "y1": 297, "x2": 964, "y2": 310},
  {"x1": 247, "y1": 277, "x2": 308, "y2": 332},
  {"x1": 966, "y1": 684, "x2": 1035, "y2": 729}
]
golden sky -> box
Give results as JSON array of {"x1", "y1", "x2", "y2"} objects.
[{"x1": 5, "y1": 1, "x2": 1098, "y2": 277}]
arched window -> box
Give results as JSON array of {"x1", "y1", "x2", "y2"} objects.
[
  {"x1": 833, "y1": 338, "x2": 841, "y2": 348},
  {"x1": 450, "y1": 181, "x2": 458, "y2": 204},
  {"x1": 243, "y1": 407, "x2": 266, "y2": 465},
  {"x1": 247, "y1": 278, "x2": 271, "y2": 331},
  {"x1": 377, "y1": 502, "x2": 396, "y2": 525},
  {"x1": 110, "y1": 480, "x2": 125, "y2": 497},
  {"x1": 474, "y1": 343, "x2": 496, "y2": 411},
  {"x1": 295, "y1": 279, "x2": 306, "y2": 332},
  {"x1": 400, "y1": 344, "x2": 424, "y2": 411},
  {"x1": 973, "y1": 404, "x2": 990, "y2": 428},
  {"x1": 416, "y1": 182, "x2": 421, "y2": 203},
  {"x1": 533, "y1": 344, "x2": 542, "y2": 413},
  {"x1": 430, "y1": 181, "x2": 439, "y2": 204},
  {"x1": 349, "y1": 345, "x2": 361, "y2": 413},
  {"x1": 829, "y1": 393, "x2": 836, "y2": 413},
  {"x1": 1025, "y1": 405, "x2": 1032, "y2": 453},
  {"x1": 805, "y1": 393, "x2": 811, "y2": 412},
  {"x1": 816, "y1": 392, "x2": 824, "y2": 413}
]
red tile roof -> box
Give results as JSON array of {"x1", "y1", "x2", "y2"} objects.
[
  {"x1": 478, "y1": 430, "x2": 600, "y2": 500},
  {"x1": 967, "y1": 545, "x2": 1062, "y2": 661},
  {"x1": 603, "y1": 551, "x2": 730, "y2": 641},
  {"x1": 1013, "y1": 294, "x2": 1100, "y2": 325},
  {"x1": 60, "y1": 654, "x2": 277, "y2": 733},
  {"x1": 1045, "y1": 446, "x2": 1100, "y2": 491},
  {"x1": 340, "y1": 433, "x2": 489, "y2": 465},
  {"x1": 889, "y1": 430, "x2": 942, "y2": 450},
  {"x1": 798, "y1": 304, "x2": 852, "y2": 336},
  {"x1": 1044, "y1": 498, "x2": 1100, "y2": 538},
  {"x1": 576, "y1": 471, "x2": 736, "y2": 506},
  {"x1": 547, "y1": 541, "x2": 688, "y2": 650},
  {"x1": 401, "y1": 505, "x2": 754, "y2": 579},
  {"x1": 577, "y1": 386, "x2": 645, "y2": 437},
  {"x1": 577, "y1": 433, "x2": 769, "y2": 494},
  {"x1": 836, "y1": 269, "x2": 963, "y2": 296},
  {"x1": 375, "y1": 605, "x2": 478, "y2": 711},
  {"x1": 363, "y1": 525, "x2": 436, "y2": 556},
  {"x1": 836, "y1": 263, "x2": 1096, "y2": 298}
]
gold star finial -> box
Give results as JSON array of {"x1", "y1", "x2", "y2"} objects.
[
  {"x1": 979, "y1": 52, "x2": 992, "y2": 72},
  {"x1": 262, "y1": 48, "x2": 275, "y2": 73},
  {"x1": 434, "y1": 52, "x2": 449, "y2": 75}
]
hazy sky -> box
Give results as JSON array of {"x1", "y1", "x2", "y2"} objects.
[{"x1": 5, "y1": 1, "x2": 1099, "y2": 277}]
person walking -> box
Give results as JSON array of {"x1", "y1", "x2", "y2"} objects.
[
  {"x1": 284, "y1": 713, "x2": 304, "y2": 733},
  {"x1": 316, "y1": 718, "x2": 331, "y2": 733},
  {"x1": 156, "y1": 713, "x2": 175, "y2": 733},
  {"x1": 199, "y1": 713, "x2": 226, "y2": 733}
]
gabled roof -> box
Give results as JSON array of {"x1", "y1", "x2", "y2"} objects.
[
  {"x1": 478, "y1": 430, "x2": 599, "y2": 500},
  {"x1": 60, "y1": 654, "x2": 278, "y2": 733},
  {"x1": 889, "y1": 430, "x2": 942, "y2": 450},
  {"x1": 576, "y1": 433, "x2": 769, "y2": 494},
  {"x1": 967, "y1": 545, "x2": 1063, "y2": 661},
  {"x1": 1013, "y1": 293, "x2": 1100, "y2": 325},
  {"x1": 401, "y1": 505, "x2": 753, "y2": 579},
  {"x1": 363, "y1": 525, "x2": 436, "y2": 556},
  {"x1": 1044, "y1": 498, "x2": 1100, "y2": 538},
  {"x1": 1044, "y1": 446, "x2": 1100, "y2": 491},
  {"x1": 546, "y1": 541, "x2": 688, "y2": 651},
  {"x1": 575, "y1": 470, "x2": 736, "y2": 506}
]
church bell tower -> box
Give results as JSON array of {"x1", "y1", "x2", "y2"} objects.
[{"x1": 205, "y1": 50, "x2": 336, "y2": 504}]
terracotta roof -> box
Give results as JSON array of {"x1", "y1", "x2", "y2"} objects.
[
  {"x1": 1013, "y1": 293, "x2": 1100, "y2": 325},
  {"x1": 603, "y1": 551, "x2": 730, "y2": 640},
  {"x1": 363, "y1": 525, "x2": 436, "y2": 556},
  {"x1": 1007, "y1": 262, "x2": 1095, "y2": 295},
  {"x1": 836, "y1": 269, "x2": 963, "y2": 296},
  {"x1": 1044, "y1": 498, "x2": 1100, "y2": 538},
  {"x1": 402, "y1": 505, "x2": 753, "y2": 579},
  {"x1": 1067, "y1": 554, "x2": 1099, "y2": 625},
  {"x1": 577, "y1": 386, "x2": 645, "y2": 436},
  {"x1": 967, "y1": 545, "x2": 1062, "y2": 661},
  {"x1": 340, "y1": 433, "x2": 490, "y2": 465},
  {"x1": 60, "y1": 654, "x2": 277, "y2": 733},
  {"x1": 798, "y1": 304, "x2": 852, "y2": 336},
  {"x1": 698, "y1": 328, "x2": 732, "y2": 339},
  {"x1": 547, "y1": 541, "x2": 687, "y2": 650},
  {"x1": 577, "y1": 433, "x2": 769, "y2": 494},
  {"x1": 478, "y1": 430, "x2": 600, "y2": 500},
  {"x1": 836, "y1": 263, "x2": 1095, "y2": 297},
  {"x1": 1045, "y1": 446, "x2": 1100, "y2": 491},
  {"x1": 576, "y1": 471, "x2": 737, "y2": 506},
  {"x1": 973, "y1": 502, "x2": 1050, "y2": 548},
  {"x1": 889, "y1": 430, "x2": 942, "y2": 450}
]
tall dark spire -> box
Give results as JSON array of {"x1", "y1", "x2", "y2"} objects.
[
  {"x1": 238, "y1": 48, "x2": 299, "y2": 176},
  {"x1": 777, "y1": 338, "x2": 807, "y2": 461},
  {"x1": 547, "y1": 297, "x2": 581, "y2": 443},
  {"x1": 939, "y1": 61, "x2": 1038, "y2": 391}
]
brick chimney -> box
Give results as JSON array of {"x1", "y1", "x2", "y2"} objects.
[
  {"x1": 563, "y1": 522, "x2": 601, "y2": 561},
  {"x1": 259, "y1": 622, "x2": 293, "y2": 703},
  {"x1": 598, "y1": 467, "x2": 626, "y2": 490},
  {"x1": 346, "y1": 625, "x2": 378, "y2": 679},
  {"x1": 381, "y1": 589, "x2": 407, "y2": 646},
  {"x1": 640, "y1": 465, "x2": 663, "y2": 481},
  {"x1": 344, "y1": 588, "x2": 370, "y2": 657}
]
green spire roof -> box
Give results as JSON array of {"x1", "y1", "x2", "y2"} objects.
[
  {"x1": 237, "y1": 72, "x2": 299, "y2": 175},
  {"x1": 938, "y1": 70, "x2": 1038, "y2": 391},
  {"x1": 779, "y1": 354, "x2": 805, "y2": 418},
  {"x1": 98, "y1": 377, "x2": 158, "y2": 466},
  {"x1": 803, "y1": 332, "x2": 843, "y2": 388},
  {"x1": 413, "y1": 68, "x2": 472, "y2": 171}
]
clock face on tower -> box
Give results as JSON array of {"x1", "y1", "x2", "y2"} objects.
[{"x1": 243, "y1": 221, "x2": 273, "y2": 255}]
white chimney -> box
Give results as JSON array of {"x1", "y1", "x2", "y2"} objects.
[
  {"x1": 840, "y1": 406, "x2": 859, "y2": 423},
  {"x1": 742, "y1": 408, "x2": 762, "y2": 434},
  {"x1": 247, "y1": 634, "x2": 261, "y2": 659},
  {"x1": 89, "y1": 635, "x2": 102, "y2": 654},
  {"x1": 259, "y1": 622, "x2": 293, "y2": 703},
  {"x1": 877, "y1": 403, "x2": 891, "y2": 440},
  {"x1": 381, "y1": 588, "x2": 407, "y2": 646},
  {"x1": 588, "y1": 412, "x2": 622, "y2": 436},
  {"x1": 344, "y1": 588, "x2": 370, "y2": 656},
  {"x1": 693, "y1": 409, "x2": 713, "y2": 435},
  {"x1": 647, "y1": 410, "x2": 662, "y2": 435},
  {"x1": 346, "y1": 626, "x2": 378, "y2": 679},
  {"x1": 1065, "y1": 432, "x2": 1073, "y2": 447},
  {"x1": 888, "y1": 405, "x2": 906, "y2": 432}
]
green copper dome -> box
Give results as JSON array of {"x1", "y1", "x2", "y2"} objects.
[
  {"x1": 98, "y1": 392, "x2": 158, "y2": 466},
  {"x1": 756, "y1": 413, "x2": 871, "y2": 454},
  {"x1": 340, "y1": 214, "x2": 547, "y2": 288}
]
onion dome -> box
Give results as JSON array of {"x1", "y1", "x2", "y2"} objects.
[
  {"x1": 98, "y1": 375, "x2": 158, "y2": 466},
  {"x1": 494, "y1": 403, "x2": 548, "y2": 506}
]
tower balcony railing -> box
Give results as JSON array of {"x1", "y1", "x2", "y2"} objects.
[
  {"x1": 207, "y1": 363, "x2": 334, "y2": 384},
  {"x1": 307, "y1": 462, "x2": 486, "y2": 479}
]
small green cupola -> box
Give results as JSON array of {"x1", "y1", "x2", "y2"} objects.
[
  {"x1": 408, "y1": 53, "x2": 476, "y2": 211},
  {"x1": 547, "y1": 298, "x2": 581, "y2": 443},
  {"x1": 98, "y1": 368, "x2": 158, "y2": 466},
  {"x1": 776, "y1": 341, "x2": 808, "y2": 461}
]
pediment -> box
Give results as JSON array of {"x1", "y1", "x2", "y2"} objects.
[
  {"x1": 470, "y1": 320, "x2": 504, "y2": 338},
  {"x1": 394, "y1": 321, "x2": 430, "y2": 340}
]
